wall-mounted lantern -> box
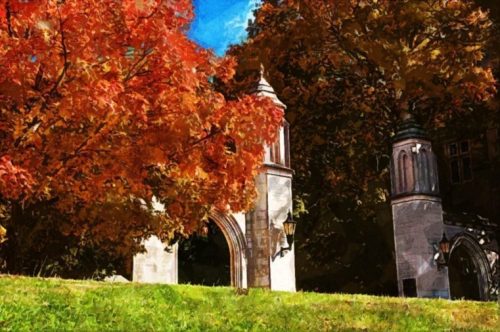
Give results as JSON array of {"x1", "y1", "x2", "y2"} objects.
[
  {"x1": 435, "y1": 232, "x2": 450, "y2": 269},
  {"x1": 276, "y1": 211, "x2": 297, "y2": 258}
]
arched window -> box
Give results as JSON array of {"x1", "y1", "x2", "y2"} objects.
[
  {"x1": 419, "y1": 149, "x2": 430, "y2": 192},
  {"x1": 398, "y1": 151, "x2": 408, "y2": 193},
  {"x1": 430, "y1": 153, "x2": 439, "y2": 193},
  {"x1": 284, "y1": 121, "x2": 291, "y2": 167},
  {"x1": 269, "y1": 122, "x2": 291, "y2": 168},
  {"x1": 270, "y1": 128, "x2": 281, "y2": 164},
  {"x1": 405, "y1": 152, "x2": 415, "y2": 192},
  {"x1": 397, "y1": 150, "x2": 415, "y2": 194}
]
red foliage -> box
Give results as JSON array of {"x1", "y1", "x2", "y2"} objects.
[
  {"x1": 0, "y1": 0, "x2": 282, "y2": 243},
  {"x1": 0, "y1": 155, "x2": 33, "y2": 200}
]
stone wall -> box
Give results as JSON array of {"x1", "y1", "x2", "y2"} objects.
[
  {"x1": 392, "y1": 196, "x2": 449, "y2": 298},
  {"x1": 246, "y1": 172, "x2": 271, "y2": 288},
  {"x1": 267, "y1": 169, "x2": 295, "y2": 292},
  {"x1": 245, "y1": 165, "x2": 296, "y2": 291},
  {"x1": 133, "y1": 236, "x2": 178, "y2": 284}
]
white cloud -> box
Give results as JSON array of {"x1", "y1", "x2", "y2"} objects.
[{"x1": 224, "y1": 0, "x2": 262, "y2": 44}]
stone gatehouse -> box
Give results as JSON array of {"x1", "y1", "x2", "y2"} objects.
[
  {"x1": 390, "y1": 115, "x2": 498, "y2": 301},
  {"x1": 130, "y1": 74, "x2": 499, "y2": 300},
  {"x1": 132, "y1": 73, "x2": 297, "y2": 292}
]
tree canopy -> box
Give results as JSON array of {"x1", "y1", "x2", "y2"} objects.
[
  {"x1": 226, "y1": 0, "x2": 497, "y2": 293},
  {"x1": 0, "y1": 0, "x2": 282, "y2": 260}
]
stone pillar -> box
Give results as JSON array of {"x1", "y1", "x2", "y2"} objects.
[
  {"x1": 133, "y1": 236, "x2": 178, "y2": 284},
  {"x1": 245, "y1": 69, "x2": 296, "y2": 291},
  {"x1": 390, "y1": 117, "x2": 450, "y2": 298},
  {"x1": 246, "y1": 173, "x2": 272, "y2": 288},
  {"x1": 246, "y1": 165, "x2": 295, "y2": 291},
  {"x1": 267, "y1": 166, "x2": 295, "y2": 291}
]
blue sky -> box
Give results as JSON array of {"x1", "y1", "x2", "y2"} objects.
[{"x1": 188, "y1": 0, "x2": 261, "y2": 56}]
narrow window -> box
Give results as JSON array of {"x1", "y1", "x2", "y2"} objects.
[
  {"x1": 449, "y1": 143, "x2": 458, "y2": 157},
  {"x1": 398, "y1": 152, "x2": 408, "y2": 193},
  {"x1": 419, "y1": 149, "x2": 430, "y2": 192},
  {"x1": 284, "y1": 122, "x2": 291, "y2": 168},
  {"x1": 460, "y1": 141, "x2": 469, "y2": 154},
  {"x1": 462, "y1": 157, "x2": 472, "y2": 181},
  {"x1": 450, "y1": 160, "x2": 460, "y2": 184},
  {"x1": 270, "y1": 128, "x2": 281, "y2": 165},
  {"x1": 446, "y1": 140, "x2": 472, "y2": 184}
]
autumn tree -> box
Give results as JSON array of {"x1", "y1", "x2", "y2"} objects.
[
  {"x1": 0, "y1": 0, "x2": 282, "y2": 275},
  {"x1": 225, "y1": 0, "x2": 497, "y2": 293}
]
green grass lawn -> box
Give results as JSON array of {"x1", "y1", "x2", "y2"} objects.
[{"x1": 0, "y1": 275, "x2": 498, "y2": 331}]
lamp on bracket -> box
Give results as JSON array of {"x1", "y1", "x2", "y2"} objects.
[
  {"x1": 434, "y1": 232, "x2": 450, "y2": 269},
  {"x1": 274, "y1": 211, "x2": 297, "y2": 258}
]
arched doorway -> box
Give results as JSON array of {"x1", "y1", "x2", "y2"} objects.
[
  {"x1": 178, "y1": 211, "x2": 247, "y2": 288},
  {"x1": 448, "y1": 234, "x2": 491, "y2": 301},
  {"x1": 178, "y1": 220, "x2": 230, "y2": 286}
]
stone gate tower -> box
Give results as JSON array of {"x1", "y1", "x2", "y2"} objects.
[
  {"x1": 132, "y1": 71, "x2": 296, "y2": 292},
  {"x1": 245, "y1": 70, "x2": 295, "y2": 291},
  {"x1": 390, "y1": 115, "x2": 450, "y2": 298}
]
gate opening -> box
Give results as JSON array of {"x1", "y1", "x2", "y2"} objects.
[
  {"x1": 449, "y1": 244, "x2": 481, "y2": 300},
  {"x1": 178, "y1": 220, "x2": 230, "y2": 286}
]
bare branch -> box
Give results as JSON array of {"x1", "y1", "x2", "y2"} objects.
[
  {"x1": 5, "y1": 1, "x2": 14, "y2": 38},
  {"x1": 49, "y1": 8, "x2": 70, "y2": 96}
]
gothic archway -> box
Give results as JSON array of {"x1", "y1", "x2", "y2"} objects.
[
  {"x1": 178, "y1": 220, "x2": 231, "y2": 286},
  {"x1": 449, "y1": 234, "x2": 491, "y2": 301},
  {"x1": 178, "y1": 211, "x2": 247, "y2": 288},
  {"x1": 208, "y1": 211, "x2": 247, "y2": 288}
]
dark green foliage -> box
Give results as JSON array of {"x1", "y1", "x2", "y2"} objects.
[{"x1": 0, "y1": 202, "x2": 130, "y2": 279}]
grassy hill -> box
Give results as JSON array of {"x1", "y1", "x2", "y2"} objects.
[{"x1": 0, "y1": 275, "x2": 498, "y2": 331}]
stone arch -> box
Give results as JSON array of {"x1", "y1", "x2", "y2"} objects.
[
  {"x1": 208, "y1": 211, "x2": 247, "y2": 288},
  {"x1": 449, "y1": 233, "x2": 491, "y2": 301}
]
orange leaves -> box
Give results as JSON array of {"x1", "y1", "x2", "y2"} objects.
[
  {"x1": 215, "y1": 56, "x2": 237, "y2": 84},
  {"x1": 6, "y1": 0, "x2": 42, "y2": 15},
  {"x1": 0, "y1": 155, "x2": 34, "y2": 200},
  {"x1": 0, "y1": 0, "x2": 283, "y2": 246},
  {"x1": 0, "y1": 224, "x2": 6, "y2": 244},
  {"x1": 466, "y1": 8, "x2": 490, "y2": 26},
  {"x1": 93, "y1": 79, "x2": 125, "y2": 111},
  {"x1": 122, "y1": 0, "x2": 146, "y2": 16},
  {"x1": 122, "y1": 0, "x2": 156, "y2": 29},
  {"x1": 461, "y1": 67, "x2": 497, "y2": 102}
]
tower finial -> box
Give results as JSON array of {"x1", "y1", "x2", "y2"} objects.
[{"x1": 253, "y1": 63, "x2": 286, "y2": 109}]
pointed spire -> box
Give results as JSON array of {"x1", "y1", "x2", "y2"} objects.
[{"x1": 254, "y1": 64, "x2": 286, "y2": 109}]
